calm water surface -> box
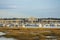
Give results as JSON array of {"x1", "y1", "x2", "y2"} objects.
[
  {"x1": 0, "y1": 32, "x2": 17, "y2": 40},
  {"x1": 0, "y1": 37, "x2": 16, "y2": 40}
]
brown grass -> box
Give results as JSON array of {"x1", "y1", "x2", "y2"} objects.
[{"x1": 0, "y1": 27, "x2": 60, "y2": 40}]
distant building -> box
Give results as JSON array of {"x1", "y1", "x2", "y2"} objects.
[{"x1": 0, "y1": 17, "x2": 60, "y2": 28}]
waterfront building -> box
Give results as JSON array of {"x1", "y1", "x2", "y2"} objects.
[{"x1": 0, "y1": 17, "x2": 60, "y2": 28}]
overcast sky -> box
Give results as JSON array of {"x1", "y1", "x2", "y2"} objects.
[{"x1": 0, "y1": 0, "x2": 60, "y2": 18}]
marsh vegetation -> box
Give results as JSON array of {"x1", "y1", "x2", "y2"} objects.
[{"x1": 0, "y1": 28, "x2": 60, "y2": 40}]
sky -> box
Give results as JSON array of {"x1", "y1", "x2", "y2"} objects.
[{"x1": 0, "y1": 0, "x2": 60, "y2": 18}]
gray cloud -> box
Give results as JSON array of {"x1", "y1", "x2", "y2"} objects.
[{"x1": 0, "y1": 5, "x2": 16, "y2": 9}]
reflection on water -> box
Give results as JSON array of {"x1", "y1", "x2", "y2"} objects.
[{"x1": 0, "y1": 37, "x2": 16, "y2": 40}]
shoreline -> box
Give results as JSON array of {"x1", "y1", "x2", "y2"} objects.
[{"x1": 0, "y1": 27, "x2": 60, "y2": 40}]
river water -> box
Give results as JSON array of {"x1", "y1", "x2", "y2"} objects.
[
  {"x1": 0, "y1": 37, "x2": 16, "y2": 40},
  {"x1": 0, "y1": 32, "x2": 17, "y2": 40}
]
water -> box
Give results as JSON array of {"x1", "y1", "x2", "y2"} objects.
[
  {"x1": 0, "y1": 37, "x2": 16, "y2": 40},
  {"x1": 0, "y1": 32, "x2": 6, "y2": 35},
  {"x1": 0, "y1": 32, "x2": 16, "y2": 40},
  {"x1": 45, "y1": 36, "x2": 57, "y2": 40}
]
